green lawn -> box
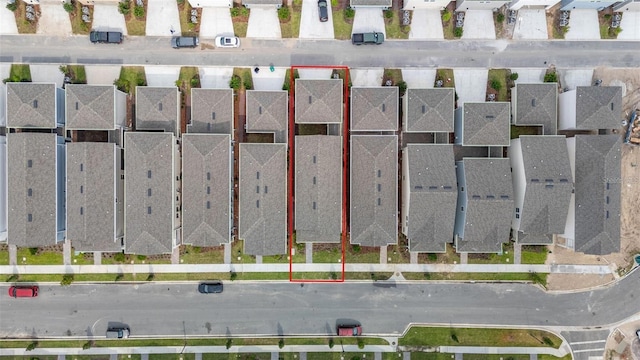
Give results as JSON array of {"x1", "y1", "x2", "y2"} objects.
[
  {"x1": 180, "y1": 245, "x2": 225, "y2": 264},
  {"x1": 69, "y1": 1, "x2": 92, "y2": 34},
  {"x1": 462, "y1": 355, "x2": 531, "y2": 360},
  {"x1": 149, "y1": 355, "x2": 196, "y2": 360},
  {"x1": 280, "y1": 5, "x2": 301, "y2": 38},
  {"x1": 539, "y1": 354, "x2": 572, "y2": 360},
  {"x1": 332, "y1": 9, "x2": 354, "y2": 40},
  {"x1": 4, "y1": 64, "x2": 32, "y2": 82},
  {"x1": 384, "y1": 10, "x2": 410, "y2": 39},
  {"x1": 231, "y1": 7, "x2": 250, "y2": 37},
  {"x1": 410, "y1": 354, "x2": 456, "y2": 360},
  {"x1": 487, "y1": 69, "x2": 510, "y2": 102},
  {"x1": 399, "y1": 327, "x2": 563, "y2": 348},
  {"x1": 282, "y1": 68, "x2": 300, "y2": 91},
  {"x1": 467, "y1": 243, "x2": 513, "y2": 264},
  {"x1": 178, "y1": 1, "x2": 198, "y2": 35},
  {"x1": 435, "y1": 69, "x2": 455, "y2": 88},
  {"x1": 521, "y1": 246, "x2": 549, "y2": 265},
  {"x1": 345, "y1": 245, "x2": 381, "y2": 263},
  {"x1": 231, "y1": 239, "x2": 256, "y2": 263},
  {"x1": 312, "y1": 244, "x2": 343, "y2": 263},
  {"x1": 307, "y1": 353, "x2": 373, "y2": 360},
  {"x1": 115, "y1": 66, "x2": 147, "y2": 94},
  {"x1": 511, "y1": 125, "x2": 541, "y2": 139},
  {"x1": 402, "y1": 272, "x2": 548, "y2": 285},
  {"x1": 67, "y1": 65, "x2": 87, "y2": 84},
  {"x1": 15, "y1": 247, "x2": 64, "y2": 265},
  {"x1": 11, "y1": 1, "x2": 38, "y2": 34}
]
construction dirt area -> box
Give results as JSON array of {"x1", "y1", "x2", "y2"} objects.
[{"x1": 546, "y1": 67, "x2": 640, "y2": 291}]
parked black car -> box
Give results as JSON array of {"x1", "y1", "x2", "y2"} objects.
[
  {"x1": 198, "y1": 281, "x2": 223, "y2": 294},
  {"x1": 318, "y1": 0, "x2": 328, "y2": 22},
  {"x1": 171, "y1": 36, "x2": 199, "y2": 48}
]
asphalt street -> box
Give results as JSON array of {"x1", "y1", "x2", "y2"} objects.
[
  {"x1": 1, "y1": 35, "x2": 640, "y2": 68},
  {"x1": 1, "y1": 270, "x2": 638, "y2": 339}
]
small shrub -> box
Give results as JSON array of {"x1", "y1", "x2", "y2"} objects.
[
  {"x1": 383, "y1": 9, "x2": 393, "y2": 19},
  {"x1": 6, "y1": 274, "x2": 19, "y2": 282},
  {"x1": 542, "y1": 336, "x2": 554, "y2": 346},
  {"x1": 26, "y1": 342, "x2": 38, "y2": 351},
  {"x1": 397, "y1": 80, "x2": 407, "y2": 96},
  {"x1": 240, "y1": 7, "x2": 248, "y2": 16},
  {"x1": 345, "y1": 7, "x2": 355, "y2": 18},
  {"x1": 544, "y1": 72, "x2": 557, "y2": 83},
  {"x1": 137, "y1": 254, "x2": 147, "y2": 261},
  {"x1": 230, "y1": 7, "x2": 239, "y2": 16},
  {"x1": 230, "y1": 271, "x2": 238, "y2": 281},
  {"x1": 490, "y1": 78, "x2": 502, "y2": 91},
  {"x1": 113, "y1": 252, "x2": 126, "y2": 262},
  {"x1": 451, "y1": 333, "x2": 459, "y2": 343},
  {"x1": 331, "y1": 0, "x2": 337, "y2": 5},
  {"x1": 118, "y1": 1, "x2": 130, "y2": 15},
  {"x1": 496, "y1": 13, "x2": 505, "y2": 23},
  {"x1": 229, "y1": 75, "x2": 241, "y2": 90},
  {"x1": 146, "y1": 273, "x2": 155, "y2": 281},
  {"x1": 423, "y1": 272, "x2": 431, "y2": 279},
  {"x1": 115, "y1": 273, "x2": 124, "y2": 281},
  {"x1": 330, "y1": 271, "x2": 338, "y2": 280},
  {"x1": 133, "y1": 5, "x2": 144, "y2": 17},
  {"x1": 177, "y1": 0, "x2": 184, "y2": 3},
  {"x1": 427, "y1": 253, "x2": 437, "y2": 261},
  {"x1": 453, "y1": 27, "x2": 463, "y2": 37},
  {"x1": 612, "y1": 27, "x2": 622, "y2": 36},
  {"x1": 509, "y1": 72, "x2": 519, "y2": 81},
  {"x1": 226, "y1": 338, "x2": 232, "y2": 349},
  {"x1": 278, "y1": 6, "x2": 289, "y2": 20},
  {"x1": 603, "y1": 13, "x2": 611, "y2": 19},
  {"x1": 63, "y1": 2, "x2": 74, "y2": 12},
  {"x1": 357, "y1": 338, "x2": 364, "y2": 349},
  {"x1": 6, "y1": 2, "x2": 17, "y2": 11},
  {"x1": 278, "y1": 338, "x2": 285, "y2": 349},
  {"x1": 29, "y1": 247, "x2": 38, "y2": 256},
  {"x1": 190, "y1": 77, "x2": 199, "y2": 87},
  {"x1": 352, "y1": 244, "x2": 361, "y2": 253},
  {"x1": 82, "y1": 341, "x2": 94, "y2": 350},
  {"x1": 328, "y1": 338, "x2": 334, "y2": 348},
  {"x1": 442, "y1": 10, "x2": 451, "y2": 22},
  {"x1": 61, "y1": 274, "x2": 74, "y2": 286}
]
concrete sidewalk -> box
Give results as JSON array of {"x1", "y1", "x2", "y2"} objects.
[{"x1": 0, "y1": 263, "x2": 614, "y2": 275}]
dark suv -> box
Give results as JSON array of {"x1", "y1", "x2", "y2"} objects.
[
  {"x1": 198, "y1": 281, "x2": 223, "y2": 294},
  {"x1": 318, "y1": 0, "x2": 328, "y2": 22}
]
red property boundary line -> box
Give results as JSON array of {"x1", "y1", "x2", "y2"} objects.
[{"x1": 288, "y1": 65, "x2": 350, "y2": 283}]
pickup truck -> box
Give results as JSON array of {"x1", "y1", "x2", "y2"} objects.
[
  {"x1": 351, "y1": 32, "x2": 384, "y2": 45},
  {"x1": 89, "y1": 31, "x2": 123, "y2": 44},
  {"x1": 171, "y1": 36, "x2": 199, "y2": 48}
]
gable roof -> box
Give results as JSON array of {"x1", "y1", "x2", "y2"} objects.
[
  {"x1": 574, "y1": 134, "x2": 621, "y2": 255},
  {"x1": 517, "y1": 136, "x2": 573, "y2": 243},
  {"x1": 295, "y1": 79, "x2": 343, "y2": 124},
  {"x1": 7, "y1": 132, "x2": 57, "y2": 247},
  {"x1": 576, "y1": 86, "x2": 622, "y2": 130},
  {"x1": 124, "y1": 132, "x2": 175, "y2": 255},
  {"x1": 513, "y1": 83, "x2": 557, "y2": 135},
  {"x1": 6, "y1": 83, "x2": 57, "y2": 128},
  {"x1": 135, "y1": 87, "x2": 179, "y2": 134},
  {"x1": 457, "y1": 158, "x2": 513, "y2": 253},
  {"x1": 351, "y1": 87, "x2": 399, "y2": 131},
  {"x1": 405, "y1": 144, "x2": 457, "y2": 252},
  {"x1": 66, "y1": 142, "x2": 120, "y2": 252},
  {"x1": 65, "y1": 84, "x2": 115, "y2": 130},
  {"x1": 295, "y1": 135, "x2": 342, "y2": 243},
  {"x1": 189, "y1": 88, "x2": 233, "y2": 134},
  {"x1": 246, "y1": 90, "x2": 288, "y2": 143},
  {"x1": 350, "y1": 135, "x2": 398, "y2": 246},
  {"x1": 461, "y1": 102, "x2": 510, "y2": 146},
  {"x1": 182, "y1": 134, "x2": 231, "y2": 246},
  {"x1": 404, "y1": 88, "x2": 455, "y2": 133},
  {"x1": 239, "y1": 143, "x2": 287, "y2": 255}
]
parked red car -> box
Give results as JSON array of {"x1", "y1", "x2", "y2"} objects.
[
  {"x1": 8, "y1": 285, "x2": 38, "y2": 298},
  {"x1": 337, "y1": 325, "x2": 362, "y2": 336}
]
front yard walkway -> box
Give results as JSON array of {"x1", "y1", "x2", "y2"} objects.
[{"x1": 146, "y1": 0, "x2": 181, "y2": 36}]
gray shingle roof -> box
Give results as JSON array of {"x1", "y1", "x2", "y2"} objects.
[
  {"x1": 350, "y1": 0, "x2": 392, "y2": 6},
  {"x1": 246, "y1": 90, "x2": 288, "y2": 143},
  {"x1": 6, "y1": 83, "x2": 57, "y2": 128},
  {"x1": 513, "y1": 83, "x2": 557, "y2": 135},
  {"x1": 7, "y1": 133, "x2": 57, "y2": 247},
  {"x1": 514, "y1": 136, "x2": 573, "y2": 244},
  {"x1": 135, "y1": 87, "x2": 179, "y2": 134},
  {"x1": 574, "y1": 134, "x2": 621, "y2": 255},
  {"x1": 456, "y1": 158, "x2": 513, "y2": 253},
  {"x1": 188, "y1": 88, "x2": 233, "y2": 135},
  {"x1": 182, "y1": 134, "x2": 231, "y2": 246},
  {"x1": 351, "y1": 87, "x2": 399, "y2": 131},
  {"x1": 295, "y1": 79, "x2": 343, "y2": 124},
  {"x1": 295, "y1": 135, "x2": 342, "y2": 243},
  {"x1": 350, "y1": 135, "x2": 398, "y2": 246},
  {"x1": 404, "y1": 88, "x2": 455, "y2": 133},
  {"x1": 239, "y1": 143, "x2": 287, "y2": 255},
  {"x1": 124, "y1": 132, "x2": 175, "y2": 255},
  {"x1": 404, "y1": 144, "x2": 457, "y2": 252},
  {"x1": 461, "y1": 102, "x2": 510, "y2": 146},
  {"x1": 66, "y1": 142, "x2": 121, "y2": 252},
  {"x1": 65, "y1": 85, "x2": 115, "y2": 130},
  {"x1": 576, "y1": 86, "x2": 622, "y2": 130}
]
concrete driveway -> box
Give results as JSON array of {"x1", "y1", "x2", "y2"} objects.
[
  {"x1": 350, "y1": 68, "x2": 383, "y2": 86},
  {"x1": 145, "y1": 66, "x2": 181, "y2": 87},
  {"x1": 618, "y1": 12, "x2": 640, "y2": 40},
  {"x1": 146, "y1": 0, "x2": 181, "y2": 36},
  {"x1": 0, "y1": 7, "x2": 18, "y2": 34},
  {"x1": 352, "y1": 7, "x2": 385, "y2": 35},
  {"x1": 246, "y1": 6, "x2": 281, "y2": 38},
  {"x1": 252, "y1": 66, "x2": 287, "y2": 90},
  {"x1": 298, "y1": 68, "x2": 333, "y2": 79},
  {"x1": 512, "y1": 8, "x2": 548, "y2": 39},
  {"x1": 299, "y1": 0, "x2": 334, "y2": 38},
  {"x1": 453, "y1": 68, "x2": 488, "y2": 103},
  {"x1": 401, "y1": 68, "x2": 436, "y2": 88},
  {"x1": 558, "y1": 68, "x2": 593, "y2": 90},
  {"x1": 462, "y1": 10, "x2": 495, "y2": 39},
  {"x1": 409, "y1": 9, "x2": 444, "y2": 39},
  {"x1": 565, "y1": 9, "x2": 600, "y2": 39},
  {"x1": 198, "y1": 67, "x2": 234, "y2": 88},
  {"x1": 510, "y1": 68, "x2": 545, "y2": 84},
  {"x1": 37, "y1": 2, "x2": 72, "y2": 35},
  {"x1": 30, "y1": 65, "x2": 65, "y2": 87},
  {"x1": 92, "y1": 3, "x2": 128, "y2": 35},
  {"x1": 200, "y1": 7, "x2": 234, "y2": 38},
  {"x1": 85, "y1": 65, "x2": 123, "y2": 85}
]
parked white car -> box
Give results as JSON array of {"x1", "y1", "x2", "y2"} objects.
[{"x1": 215, "y1": 36, "x2": 240, "y2": 48}]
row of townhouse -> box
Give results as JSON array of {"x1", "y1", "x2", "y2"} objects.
[{"x1": 0, "y1": 80, "x2": 622, "y2": 257}]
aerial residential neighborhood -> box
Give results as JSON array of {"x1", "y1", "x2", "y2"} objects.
[{"x1": 0, "y1": 0, "x2": 640, "y2": 357}]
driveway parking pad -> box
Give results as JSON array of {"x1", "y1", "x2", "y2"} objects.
[
  {"x1": 252, "y1": 66, "x2": 287, "y2": 90},
  {"x1": 37, "y1": 2, "x2": 72, "y2": 35},
  {"x1": 350, "y1": 68, "x2": 384, "y2": 87},
  {"x1": 30, "y1": 65, "x2": 65, "y2": 87},
  {"x1": 618, "y1": 12, "x2": 640, "y2": 40},
  {"x1": 146, "y1": 0, "x2": 181, "y2": 36},
  {"x1": 200, "y1": 7, "x2": 234, "y2": 38},
  {"x1": 0, "y1": 8, "x2": 18, "y2": 34},
  {"x1": 510, "y1": 68, "x2": 545, "y2": 84},
  {"x1": 565, "y1": 9, "x2": 599, "y2": 40},
  {"x1": 401, "y1": 69, "x2": 436, "y2": 88},
  {"x1": 352, "y1": 7, "x2": 385, "y2": 35},
  {"x1": 145, "y1": 66, "x2": 181, "y2": 87},
  {"x1": 92, "y1": 3, "x2": 128, "y2": 35},
  {"x1": 85, "y1": 65, "x2": 123, "y2": 85},
  {"x1": 558, "y1": 69, "x2": 593, "y2": 90},
  {"x1": 246, "y1": 6, "x2": 281, "y2": 38},
  {"x1": 512, "y1": 9, "x2": 547, "y2": 40},
  {"x1": 461, "y1": 10, "x2": 495, "y2": 39},
  {"x1": 408, "y1": 9, "x2": 443, "y2": 39},
  {"x1": 298, "y1": 69, "x2": 333, "y2": 79},
  {"x1": 453, "y1": 68, "x2": 488, "y2": 103},
  {"x1": 299, "y1": 0, "x2": 334, "y2": 39},
  {"x1": 198, "y1": 67, "x2": 234, "y2": 88},
  {"x1": 0, "y1": 64, "x2": 11, "y2": 80}
]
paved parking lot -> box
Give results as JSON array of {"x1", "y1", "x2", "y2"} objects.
[
  {"x1": 512, "y1": 8, "x2": 548, "y2": 39},
  {"x1": 0, "y1": 7, "x2": 18, "y2": 34},
  {"x1": 409, "y1": 9, "x2": 444, "y2": 39},
  {"x1": 92, "y1": 3, "x2": 128, "y2": 35},
  {"x1": 145, "y1": 66, "x2": 181, "y2": 86},
  {"x1": 299, "y1": 0, "x2": 334, "y2": 38},
  {"x1": 198, "y1": 67, "x2": 234, "y2": 88},
  {"x1": 352, "y1": 7, "x2": 385, "y2": 35},
  {"x1": 247, "y1": 6, "x2": 281, "y2": 38},
  {"x1": 146, "y1": 0, "x2": 181, "y2": 36},
  {"x1": 462, "y1": 10, "x2": 495, "y2": 39},
  {"x1": 350, "y1": 68, "x2": 384, "y2": 86},
  {"x1": 618, "y1": 11, "x2": 640, "y2": 40},
  {"x1": 401, "y1": 68, "x2": 436, "y2": 88},
  {"x1": 85, "y1": 65, "x2": 123, "y2": 85},
  {"x1": 565, "y1": 9, "x2": 600, "y2": 40},
  {"x1": 453, "y1": 68, "x2": 488, "y2": 103},
  {"x1": 37, "y1": 2, "x2": 72, "y2": 35},
  {"x1": 200, "y1": 7, "x2": 234, "y2": 38}
]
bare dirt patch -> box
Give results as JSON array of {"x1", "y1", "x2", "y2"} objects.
[{"x1": 546, "y1": 273, "x2": 615, "y2": 291}]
